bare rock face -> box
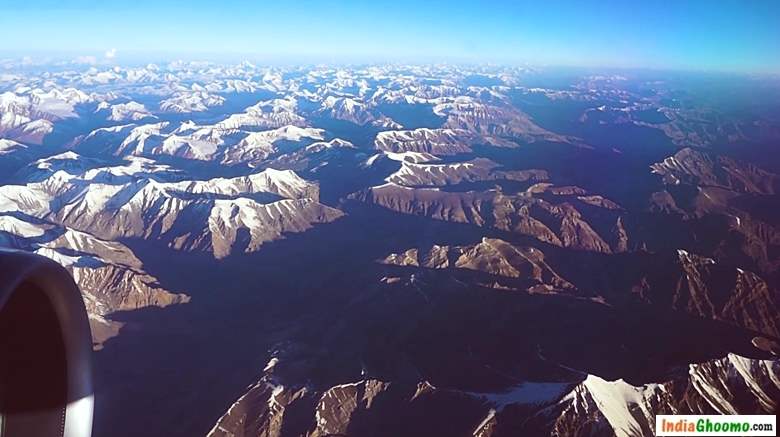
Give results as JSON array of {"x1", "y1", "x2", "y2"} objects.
[
  {"x1": 434, "y1": 98, "x2": 574, "y2": 144},
  {"x1": 384, "y1": 157, "x2": 548, "y2": 188},
  {"x1": 209, "y1": 353, "x2": 779, "y2": 437},
  {"x1": 382, "y1": 237, "x2": 574, "y2": 292},
  {"x1": 0, "y1": 89, "x2": 92, "y2": 143},
  {"x1": 0, "y1": 214, "x2": 188, "y2": 347},
  {"x1": 311, "y1": 379, "x2": 392, "y2": 436},
  {"x1": 41, "y1": 228, "x2": 188, "y2": 311},
  {"x1": 649, "y1": 149, "x2": 780, "y2": 282},
  {"x1": 218, "y1": 126, "x2": 324, "y2": 166},
  {"x1": 537, "y1": 354, "x2": 780, "y2": 437},
  {"x1": 647, "y1": 147, "x2": 780, "y2": 313},
  {"x1": 0, "y1": 163, "x2": 343, "y2": 259},
  {"x1": 205, "y1": 198, "x2": 344, "y2": 259},
  {"x1": 631, "y1": 249, "x2": 780, "y2": 338},
  {"x1": 207, "y1": 380, "x2": 312, "y2": 437},
  {"x1": 216, "y1": 98, "x2": 308, "y2": 131},
  {"x1": 172, "y1": 168, "x2": 321, "y2": 201},
  {"x1": 160, "y1": 90, "x2": 225, "y2": 113},
  {"x1": 318, "y1": 96, "x2": 381, "y2": 126},
  {"x1": 209, "y1": 367, "x2": 489, "y2": 437},
  {"x1": 374, "y1": 128, "x2": 496, "y2": 155},
  {"x1": 354, "y1": 183, "x2": 627, "y2": 254},
  {"x1": 96, "y1": 101, "x2": 155, "y2": 122},
  {"x1": 651, "y1": 148, "x2": 778, "y2": 194},
  {"x1": 73, "y1": 119, "x2": 323, "y2": 166}
]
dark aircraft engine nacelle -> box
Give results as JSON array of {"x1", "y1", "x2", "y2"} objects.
[{"x1": 0, "y1": 250, "x2": 93, "y2": 437}]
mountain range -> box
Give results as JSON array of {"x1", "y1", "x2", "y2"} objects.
[{"x1": 0, "y1": 62, "x2": 778, "y2": 437}]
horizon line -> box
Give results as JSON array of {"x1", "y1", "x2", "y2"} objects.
[{"x1": 2, "y1": 50, "x2": 779, "y2": 78}]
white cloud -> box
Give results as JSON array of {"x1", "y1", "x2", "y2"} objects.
[
  {"x1": 105, "y1": 48, "x2": 117, "y2": 59},
  {"x1": 74, "y1": 55, "x2": 98, "y2": 65}
]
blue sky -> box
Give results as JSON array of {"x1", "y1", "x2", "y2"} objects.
[{"x1": 1, "y1": 0, "x2": 778, "y2": 72}]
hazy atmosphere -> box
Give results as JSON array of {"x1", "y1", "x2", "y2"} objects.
[{"x1": 0, "y1": 2, "x2": 778, "y2": 437}]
